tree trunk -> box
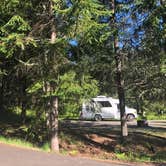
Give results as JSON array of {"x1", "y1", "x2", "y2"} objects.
[
  {"x1": 50, "y1": 96, "x2": 59, "y2": 152},
  {"x1": 21, "y1": 101, "x2": 26, "y2": 124},
  {"x1": 48, "y1": 0, "x2": 59, "y2": 152},
  {"x1": 115, "y1": 51, "x2": 128, "y2": 138},
  {"x1": 112, "y1": 0, "x2": 128, "y2": 139},
  {"x1": 19, "y1": 74, "x2": 27, "y2": 124},
  {"x1": 0, "y1": 77, "x2": 4, "y2": 111}
]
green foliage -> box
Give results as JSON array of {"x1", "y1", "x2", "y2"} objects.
[
  {"x1": 56, "y1": 71, "x2": 99, "y2": 117},
  {"x1": 27, "y1": 82, "x2": 43, "y2": 94},
  {"x1": 41, "y1": 142, "x2": 50, "y2": 152},
  {"x1": 116, "y1": 152, "x2": 127, "y2": 160},
  {"x1": 161, "y1": 58, "x2": 166, "y2": 73},
  {"x1": 27, "y1": 71, "x2": 99, "y2": 117},
  {"x1": 57, "y1": 71, "x2": 83, "y2": 98},
  {"x1": 0, "y1": 0, "x2": 20, "y2": 15},
  {"x1": 0, "y1": 14, "x2": 34, "y2": 57},
  {"x1": 56, "y1": 0, "x2": 112, "y2": 43},
  {"x1": 147, "y1": 114, "x2": 166, "y2": 120},
  {"x1": 145, "y1": 102, "x2": 166, "y2": 120},
  {"x1": 0, "y1": 136, "x2": 34, "y2": 149},
  {"x1": 151, "y1": 151, "x2": 166, "y2": 163},
  {"x1": 0, "y1": 69, "x2": 7, "y2": 76},
  {"x1": 116, "y1": 150, "x2": 166, "y2": 163},
  {"x1": 0, "y1": 34, "x2": 35, "y2": 57},
  {"x1": 0, "y1": 0, "x2": 32, "y2": 17},
  {"x1": 136, "y1": 100, "x2": 166, "y2": 120},
  {"x1": 2, "y1": 15, "x2": 30, "y2": 34},
  {"x1": 57, "y1": 71, "x2": 99, "y2": 99},
  {"x1": 150, "y1": 102, "x2": 166, "y2": 114}
]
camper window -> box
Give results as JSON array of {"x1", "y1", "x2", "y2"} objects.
[{"x1": 97, "y1": 101, "x2": 112, "y2": 107}]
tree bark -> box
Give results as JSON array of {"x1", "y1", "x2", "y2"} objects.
[
  {"x1": 21, "y1": 100, "x2": 26, "y2": 124},
  {"x1": 20, "y1": 77, "x2": 27, "y2": 124},
  {"x1": 0, "y1": 76, "x2": 4, "y2": 111},
  {"x1": 112, "y1": 0, "x2": 128, "y2": 139},
  {"x1": 115, "y1": 51, "x2": 128, "y2": 138},
  {"x1": 50, "y1": 96, "x2": 59, "y2": 152},
  {"x1": 48, "y1": 0, "x2": 59, "y2": 152}
]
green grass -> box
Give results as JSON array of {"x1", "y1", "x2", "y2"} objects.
[
  {"x1": 116, "y1": 151, "x2": 166, "y2": 163},
  {"x1": 0, "y1": 136, "x2": 34, "y2": 148},
  {"x1": 41, "y1": 142, "x2": 50, "y2": 152},
  {"x1": 116, "y1": 152, "x2": 127, "y2": 160},
  {"x1": 0, "y1": 136, "x2": 51, "y2": 152},
  {"x1": 147, "y1": 114, "x2": 166, "y2": 120}
]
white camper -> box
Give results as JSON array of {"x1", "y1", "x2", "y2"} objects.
[{"x1": 80, "y1": 96, "x2": 137, "y2": 121}]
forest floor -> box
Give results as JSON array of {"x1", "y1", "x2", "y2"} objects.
[
  {"x1": 59, "y1": 122, "x2": 166, "y2": 164},
  {"x1": 0, "y1": 110, "x2": 166, "y2": 164}
]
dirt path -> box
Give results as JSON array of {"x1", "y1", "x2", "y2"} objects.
[{"x1": 0, "y1": 143, "x2": 159, "y2": 166}]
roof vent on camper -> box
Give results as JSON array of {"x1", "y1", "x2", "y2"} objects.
[{"x1": 97, "y1": 96, "x2": 107, "y2": 98}]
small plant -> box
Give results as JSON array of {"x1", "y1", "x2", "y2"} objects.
[
  {"x1": 116, "y1": 152, "x2": 127, "y2": 160},
  {"x1": 69, "y1": 150, "x2": 78, "y2": 156},
  {"x1": 151, "y1": 151, "x2": 166, "y2": 162},
  {"x1": 41, "y1": 142, "x2": 50, "y2": 152},
  {"x1": 60, "y1": 149, "x2": 68, "y2": 155}
]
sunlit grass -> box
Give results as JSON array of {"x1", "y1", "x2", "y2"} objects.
[
  {"x1": 0, "y1": 136, "x2": 51, "y2": 152},
  {"x1": 0, "y1": 136, "x2": 34, "y2": 148},
  {"x1": 41, "y1": 142, "x2": 50, "y2": 152},
  {"x1": 147, "y1": 114, "x2": 166, "y2": 120},
  {"x1": 116, "y1": 151, "x2": 166, "y2": 163}
]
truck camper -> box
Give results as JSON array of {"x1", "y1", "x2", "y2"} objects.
[{"x1": 80, "y1": 96, "x2": 137, "y2": 121}]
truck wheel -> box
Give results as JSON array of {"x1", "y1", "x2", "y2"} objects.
[
  {"x1": 94, "y1": 114, "x2": 102, "y2": 121},
  {"x1": 127, "y1": 114, "x2": 135, "y2": 121}
]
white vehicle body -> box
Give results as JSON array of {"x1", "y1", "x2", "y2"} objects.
[{"x1": 80, "y1": 96, "x2": 137, "y2": 121}]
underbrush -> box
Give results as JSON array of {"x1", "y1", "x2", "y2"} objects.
[
  {"x1": 0, "y1": 110, "x2": 165, "y2": 164},
  {"x1": 59, "y1": 128, "x2": 166, "y2": 163},
  {"x1": 116, "y1": 151, "x2": 166, "y2": 163}
]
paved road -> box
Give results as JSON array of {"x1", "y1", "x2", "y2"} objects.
[
  {"x1": 62, "y1": 120, "x2": 166, "y2": 129},
  {"x1": 0, "y1": 143, "x2": 161, "y2": 166}
]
